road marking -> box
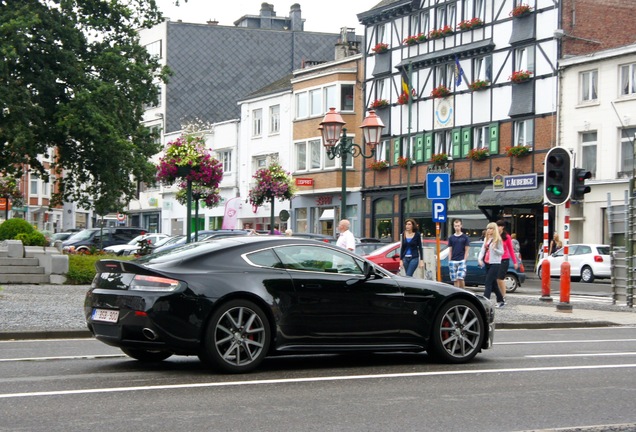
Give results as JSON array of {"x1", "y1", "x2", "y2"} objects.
[
  {"x1": 1, "y1": 363, "x2": 636, "y2": 399},
  {"x1": 496, "y1": 338, "x2": 636, "y2": 345},
  {"x1": 526, "y1": 352, "x2": 636, "y2": 358}
]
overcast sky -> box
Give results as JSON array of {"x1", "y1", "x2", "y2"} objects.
[{"x1": 154, "y1": 0, "x2": 379, "y2": 34}]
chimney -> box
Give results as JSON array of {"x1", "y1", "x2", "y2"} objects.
[
  {"x1": 290, "y1": 3, "x2": 303, "y2": 31},
  {"x1": 334, "y1": 27, "x2": 360, "y2": 60},
  {"x1": 206, "y1": 19, "x2": 219, "y2": 25},
  {"x1": 260, "y1": 2, "x2": 274, "y2": 29}
]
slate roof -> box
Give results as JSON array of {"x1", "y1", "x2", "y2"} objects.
[{"x1": 164, "y1": 22, "x2": 341, "y2": 133}]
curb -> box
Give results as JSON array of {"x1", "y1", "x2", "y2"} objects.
[{"x1": 0, "y1": 329, "x2": 92, "y2": 341}]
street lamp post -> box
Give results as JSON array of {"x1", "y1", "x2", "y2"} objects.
[{"x1": 319, "y1": 108, "x2": 384, "y2": 220}]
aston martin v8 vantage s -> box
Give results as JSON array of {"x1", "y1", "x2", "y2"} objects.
[{"x1": 85, "y1": 237, "x2": 494, "y2": 373}]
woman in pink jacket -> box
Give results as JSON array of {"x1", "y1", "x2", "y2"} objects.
[{"x1": 496, "y1": 220, "x2": 518, "y2": 302}]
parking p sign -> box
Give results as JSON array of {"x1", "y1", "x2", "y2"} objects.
[{"x1": 432, "y1": 200, "x2": 447, "y2": 222}]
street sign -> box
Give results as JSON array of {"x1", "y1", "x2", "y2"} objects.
[
  {"x1": 432, "y1": 200, "x2": 447, "y2": 222},
  {"x1": 426, "y1": 172, "x2": 451, "y2": 199}
]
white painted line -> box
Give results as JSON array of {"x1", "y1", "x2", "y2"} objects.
[
  {"x1": 526, "y1": 352, "x2": 636, "y2": 358},
  {"x1": 496, "y1": 338, "x2": 636, "y2": 345},
  {"x1": 1, "y1": 363, "x2": 636, "y2": 400}
]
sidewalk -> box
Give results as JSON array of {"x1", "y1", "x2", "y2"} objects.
[{"x1": 0, "y1": 284, "x2": 635, "y2": 341}]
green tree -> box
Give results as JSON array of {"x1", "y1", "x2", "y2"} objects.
[{"x1": 0, "y1": 0, "x2": 171, "y2": 211}]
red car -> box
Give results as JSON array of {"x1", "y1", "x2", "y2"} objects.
[{"x1": 364, "y1": 239, "x2": 448, "y2": 273}]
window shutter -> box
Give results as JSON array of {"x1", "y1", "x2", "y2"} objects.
[
  {"x1": 384, "y1": 142, "x2": 390, "y2": 161},
  {"x1": 393, "y1": 138, "x2": 401, "y2": 165},
  {"x1": 489, "y1": 122, "x2": 499, "y2": 154},
  {"x1": 415, "y1": 134, "x2": 424, "y2": 162},
  {"x1": 462, "y1": 128, "x2": 472, "y2": 157},
  {"x1": 424, "y1": 132, "x2": 433, "y2": 162},
  {"x1": 452, "y1": 128, "x2": 461, "y2": 158}
]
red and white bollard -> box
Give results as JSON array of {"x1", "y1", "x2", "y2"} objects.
[
  {"x1": 557, "y1": 201, "x2": 573, "y2": 312},
  {"x1": 540, "y1": 204, "x2": 553, "y2": 302}
]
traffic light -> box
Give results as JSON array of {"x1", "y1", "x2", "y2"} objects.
[
  {"x1": 572, "y1": 168, "x2": 592, "y2": 200},
  {"x1": 544, "y1": 147, "x2": 571, "y2": 206}
]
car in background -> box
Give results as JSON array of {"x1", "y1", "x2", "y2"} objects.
[
  {"x1": 50, "y1": 232, "x2": 75, "y2": 245},
  {"x1": 85, "y1": 236, "x2": 494, "y2": 373},
  {"x1": 364, "y1": 240, "x2": 448, "y2": 274},
  {"x1": 439, "y1": 241, "x2": 526, "y2": 292},
  {"x1": 289, "y1": 233, "x2": 335, "y2": 243},
  {"x1": 355, "y1": 241, "x2": 387, "y2": 256},
  {"x1": 62, "y1": 227, "x2": 147, "y2": 253},
  {"x1": 152, "y1": 229, "x2": 251, "y2": 253},
  {"x1": 536, "y1": 244, "x2": 611, "y2": 283},
  {"x1": 103, "y1": 233, "x2": 169, "y2": 256}
]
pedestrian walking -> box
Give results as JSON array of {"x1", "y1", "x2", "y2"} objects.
[
  {"x1": 447, "y1": 219, "x2": 470, "y2": 288},
  {"x1": 336, "y1": 219, "x2": 355, "y2": 251},
  {"x1": 496, "y1": 220, "x2": 519, "y2": 301},
  {"x1": 399, "y1": 218, "x2": 424, "y2": 277},
  {"x1": 477, "y1": 222, "x2": 505, "y2": 307}
]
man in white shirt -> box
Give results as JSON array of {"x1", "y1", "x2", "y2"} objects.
[{"x1": 336, "y1": 219, "x2": 355, "y2": 251}]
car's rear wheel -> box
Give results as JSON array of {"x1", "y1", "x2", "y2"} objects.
[
  {"x1": 427, "y1": 299, "x2": 485, "y2": 363},
  {"x1": 580, "y1": 265, "x2": 595, "y2": 283},
  {"x1": 121, "y1": 348, "x2": 172, "y2": 362},
  {"x1": 200, "y1": 299, "x2": 270, "y2": 373},
  {"x1": 504, "y1": 273, "x2": 519, "y2": 292}
]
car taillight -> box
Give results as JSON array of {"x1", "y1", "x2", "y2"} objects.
[
  {"x1": 129, "y1": 275, "x2": 181, "y2": 292},
  {"x1": 594, "y1": 256, "x2": 603, "y2": 262}
]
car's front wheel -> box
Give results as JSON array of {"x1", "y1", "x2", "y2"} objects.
[
  {"x1": 200, "y1": 299, "x2": 271, "y2": 373},
  {"x1": 504, "y1": 273, "x2": 520, "y2": 292},
  {"x1": 580, "y1": 265, "x2": 595, "y2": 283},
  {"x1": 427, "y1": 299, "x2": 485, "y2": 364},
  {"x1": 121, "y1": 348, "x2": 172, "y2": 362}
]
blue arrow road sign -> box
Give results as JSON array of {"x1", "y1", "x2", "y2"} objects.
[
  {"x1": 426, "y1": 173, "x2": 451, "y2": 199},
  {"x1": 432, "y1": 200, "x2": 447, "y2": 222}
]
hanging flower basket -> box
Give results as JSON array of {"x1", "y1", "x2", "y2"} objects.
[
  {"x1": 509, "y1": 70, "x2": 533, "y2": 83},
  {"x1": 428, "y1": 25, "x2": 454, "y2": 39},
  {"x1": 431, "y1": 85, "x2": 451, "y2": 99},
  {"x1": 372, "y1": 42, "x2": 389, "y2": 54},
  {"x1": 397, "y1": 156, "x2": 410, "y2": 168},
  {"x1": 468, "y1": 80, "x2": 490, "y2": 91},
  {"x1": 370, "y1": 99, "x2": 389, "y2": 109},
  {"x1": 430, "y1": 153, "x2": 449, "y2": 165},
  {"x1": 248, "y1": 162, "x2": 296, "y2": 208},
  {"x1": 457, "y1": 18, "x2": 484, "y2": 31},
  {"x1": 506, "y1": 145, "x2": 531, "y2": 158},
  {"x1": 370, "y1": 160, "x2": 389, "y2": 171},
  {"x1": 510, "y1": 4, "x2": 533, "y2": 18},
  {"x1": 468, "y1": 147, "x2": 489, "y2": 161}
]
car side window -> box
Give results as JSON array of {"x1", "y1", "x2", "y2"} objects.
[
  {"x1": 274, "y1": 245, "x2": 363, "y2": 274},
  {"x1": 386, "y1": 246, "x2": 400, "y2": 258},
  {"x1": 469, "y1": 246, "x2": 480, "y2": 260},
  {"x1": 245, "y1": 249, "x2": 284, "y2": 268},
  {"x1": 576, "y1": 246, "x2": 591, "y2": 255}
]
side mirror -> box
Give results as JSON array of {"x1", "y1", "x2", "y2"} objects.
[{"x1": 363, "y1": 261, "x2": 376, "y2": 279}]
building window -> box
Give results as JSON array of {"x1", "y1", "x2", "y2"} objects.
[
  {"x1": 621, "y1": 128, "x2": 636, "y2": 173},
  {"x1": 310, "y1": 89, "x2": 322, "y2": 117},
  {"x1": 252, "y1": 109, "x2": 262, "y2": 137},
  {"x1": 296, "y1": 207, "x2": 308, "y2": 233},
  {"x1": 464, "y1": 0, "x2": 484, "y2": 19},
  {"x1": 434, "y1": 130, "x2": 452, "y2": 155},
  {"x1": 402, "y1": 136, "x2": 416, "y2": 160},
  {"x1": 43, "y1": 171, "x2": 50, "y2": 197},
  {"x1": 436, "y1": 3, "x2": 456, "y2": 27},
  {"x1": 419, "y1": 9, "x2": 430, "y2": 35},
  {"x1": 620, "y1": 62, "x2": 636, "y2": 96},
  {"x1": 269, "y1": 105, "x2": 280, "y2": 134},
  {"x1": 473, "y1": 55, "x2": 492, "y2": 82},
  {"x1": 474, "y1": 126, "x2": 489, "y2": 150},
  {"x1": 376, "y1": 140, "x2": 390, "y2": 163},
  {"x1": 219, "y1": 150, "x2": 232, "y2": 173},
  {"x1": 513, "y1": 119, "x2": 534, "y2": 147},
  {"x1": 376, "y1": 22, "x2": 388, "y2": 45},
  {"x1": 254, "y1": 157, "x2": 268, "y2": 174},
  {"x1": 145, "y1": 40, "x2": 162, "y2": 59},
  {"x1": 581, "y1": 132, "x2": 597, "y2": 178},
  {"x1": 436, "y1": 64, "x2": 455, "y2": 87},
  {"x1": 580, "y1": 70, "x2": 598, "y2": 102},
  {"x1": 515, "y1": 46, "x2": 535, "y2": 73},
  {"x1": 376, "y1": 77, "x2": 390, "y2": 100},
  {"x1": 30, "y1": 174, "x2": 39, "y2": 195},
  {"x1": 341, "y1": 84, "x2": 354, "y2": 111},
  {"x1": 295, "y1": 142, "x2": 307, "y2": 171},
  {"x1": 310, "y1": 139, "x2": 321, "y2": 170},
  {"x1": 325, "y1": 85, "x2": 337, "y2": 110},
  {"x1": 295, "y1": 92, "x2": 308, "y2": 119}
]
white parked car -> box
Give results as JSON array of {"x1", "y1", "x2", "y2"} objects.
[
  {"x1": 103, "y1": 233, "x2": 168, "y2": 256},
  {"x1": 536, "y1": 244, "x2": 611, "y2": 283}
]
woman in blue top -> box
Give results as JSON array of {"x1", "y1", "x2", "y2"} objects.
[{"x1": 399, "y1": 219, "x2": 424, "y2": 277}]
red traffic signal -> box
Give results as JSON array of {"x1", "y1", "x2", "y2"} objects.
[{"x1": 572, "y1": 168, "x2": 591, "y2": 200}]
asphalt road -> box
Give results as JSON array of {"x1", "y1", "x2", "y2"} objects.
[{"x1": 1, "y1": 327, "x2": 636, "y2": 431}]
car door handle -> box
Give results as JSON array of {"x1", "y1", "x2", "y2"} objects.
[{"x1": 302, "y1": 283, "x2": 322, "y2": 289}]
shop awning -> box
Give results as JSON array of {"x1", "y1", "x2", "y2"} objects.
[
  {"x1": 319, "y1": 209, "x2": 335, "y2": 221},
  {"x1": 477, "y1": 187, "x2": 544, "y2": 207}
]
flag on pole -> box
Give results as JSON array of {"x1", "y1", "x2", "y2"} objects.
[
  {"x1": 454, "y1": 55, "x2": 463, "y2": 87},
  {"x1": 400, "y1": 63, "x2": 416, "y2": 98}
]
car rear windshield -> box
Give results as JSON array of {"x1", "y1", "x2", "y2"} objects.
[{"x1": 596, "y1": 246, "x2": 610, "y2": 255}]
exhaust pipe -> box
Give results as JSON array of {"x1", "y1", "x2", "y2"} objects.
[{"x1": 142, "y1": 328, "x2": 158, "y2": 341}]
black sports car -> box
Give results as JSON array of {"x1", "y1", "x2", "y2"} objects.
[{"x1": 85, "y1": 237, "x2": 494, "y2": 373}]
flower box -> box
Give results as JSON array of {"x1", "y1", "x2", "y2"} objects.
[
  {"x1": 397, "y1": 91, "x2": 410, "y2": 105},
  {"x1": 372, "y1": 42, "x2": 389, "y2": 54},
  {"x1": 403, "y1": 33, "x2": 426, "y2": 45},
  {"x1": 397, "y1": 156, "x2": 410, "y2": 168},
  {"x1": 509, "y1": 70, "x2": 533, "y2": 83},
  {"x1": 370, "y1": 160, "x2": 389, "y2": 171},
  {"x1": 510, "y1": 4, "x2": 533, "y2": 17},
  {"x1": 468, "y1": 80, "x2": 490, "y2": 91},
  {"x1": 370, "y1": 99, "x2": 389, "y2": 109},
  {"x1": 506, "y1": 145, "x2": 531, "y2": 157},
  {"x1": 467, "y1": 147, "x2": 489, "y2": 161},
  {"x1": 430, "y1": 153, "x2": 449, "y2": 165},
  {"x1": 457, "y1": 18, "x2": 484, "y2": 31},
  {"x1": 431, "y1": 85, "x2": 451, "y2": 99},
  {"x1": 428, "y1": 25, "x2": 454, "y2": 39}
]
